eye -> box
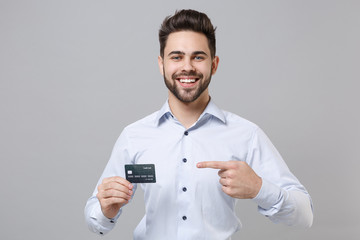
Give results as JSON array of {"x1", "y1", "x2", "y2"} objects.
[
  {"x1": 194, "y1": 56, "x2": 204, "y2": 60},
  {"x1": 171, "y1": 55, "x2": 182, "y2": 61}
]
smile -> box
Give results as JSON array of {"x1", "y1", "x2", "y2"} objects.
[
  {"x1": 175, "y1": 77, "x2": 200, "y2": 88},
  {"x1": 179, "y1": 79, "x2": 197, "y2": 83}
]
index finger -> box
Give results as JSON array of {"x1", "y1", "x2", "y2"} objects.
[{"x1": 196, "y1": 161, "x2": 231, "y2": 169}]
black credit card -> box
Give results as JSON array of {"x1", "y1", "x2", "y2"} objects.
[{"x1": 125, "y1": 164, "x2": 156, "y2": 183}]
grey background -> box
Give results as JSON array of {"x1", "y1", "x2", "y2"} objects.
[{"x1": 1, "y1": 0, "x2": 359, "y2": 239}]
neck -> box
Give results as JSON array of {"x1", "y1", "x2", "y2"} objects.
[{"x1": 168, "y1": 90, "x2": 210, "y2": 129}]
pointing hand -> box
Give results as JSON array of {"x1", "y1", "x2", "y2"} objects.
[{"x1": 197, "y1": 161, "x2": 262, "y2": 199}]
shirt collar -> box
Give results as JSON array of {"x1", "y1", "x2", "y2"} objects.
[
  {"x1": 155, "y1": 98, "x2": 226, "y2": 126},
  {"x1": 155, "y1": 100, "x2": 173, "y2": 126}
]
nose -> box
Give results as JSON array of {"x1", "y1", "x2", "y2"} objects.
[{"x1": 182, "y1": 57, "x2": 195, "y2": 72}]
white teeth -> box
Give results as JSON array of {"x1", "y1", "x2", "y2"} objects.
[{"x1": 179, "y1": 79, "x2": 196, "y2": 83}]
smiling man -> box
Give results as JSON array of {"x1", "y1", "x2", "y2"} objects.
[
  {"x1": 85, "y1": 9, "x2": 313, "y2": 239},
  {"x1": 159, "y1": 30, "x2": 219, "y2": 128}
]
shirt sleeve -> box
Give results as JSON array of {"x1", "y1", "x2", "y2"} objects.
[
  {"x1": 84, "y1": 196, "x2": 121, "y2": 235},
  {"x1": 247, "y1": 127, "x2": 313, "y2": 228},
  {"x1": 84, "y1": 128, "x2": 137, "y2": 235}
]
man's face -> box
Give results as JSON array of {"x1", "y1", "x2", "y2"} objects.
[{"x1": 158, "y1": 31, "x2": 219, "y2": 103}]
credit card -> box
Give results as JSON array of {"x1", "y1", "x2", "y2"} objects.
[{"x1": 125, "y1": 164, "x2": 156, "y2": 183}]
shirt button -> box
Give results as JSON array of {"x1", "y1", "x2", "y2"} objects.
[
  {"x1": 182, "y1": 158, "x2": 187, "y2": 163},
  {"x1": 184, "y1": 131, "x2": 189, "y2": 136},
  {"x1": 182, "y1": 187, "x2": 187, "y2": 192},
  {"x1": 100, "y1": 232, "x2": 103, "y2": 235},
  {"x1": 182, "y1": 216, "x2": 187, "y2": 221},
  {"x1": 110, "y1": 220, "x2": 114, "y2": 223}
]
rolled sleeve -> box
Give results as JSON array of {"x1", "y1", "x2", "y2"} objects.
[
  {"x1": 252, "y1": 179, "x2": 313, "y2": 227},
  {"x1": 252, "y1": 178, "x2": 288, "y2": 215}
]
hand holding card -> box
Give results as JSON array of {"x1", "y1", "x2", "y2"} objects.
[{"x1": 96, "y1": 176, "x2": 133, "y2": 219}]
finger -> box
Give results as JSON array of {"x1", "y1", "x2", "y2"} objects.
[
  {"x1": 219, "y1": 177, "x2": 229, "y2": 187},
  {"x1": 197, "y1": 161, "x2": 230, "y2": 169},
  {"x1": 100, "y1": 189, "x2": 133, "y2": 200},
  {"x1": 102, "y1": 176, "x2": 133, "y2": 189},
  {"x1": 98, "y1": 182, "x2": 133, "y2": 197},
  {"x1": 218, "y1": 169, "x2": 227, "y2": 177},
  {"x1": 103, "y1": 181, "x2": 132, "y2": 192},
  {"x1": 101, "y1": 196, "x2": 129, "y2": 206},
  {"x1": 97, "y1": 188, "x2": 133, "y2": 203},
  {"x1": 105, "y1": 183, "x2": 133, "y2": 195},
  {"x1": 221, "y1": 185, "x2": 234, "y2": 197}
]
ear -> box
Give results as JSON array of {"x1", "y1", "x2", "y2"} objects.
[
  {"x1": 158, "y1": 56, "x2": 164, "y2": 76},
  {"x1": 211, "y1": 56, "x2": 220, "y2": 75}
]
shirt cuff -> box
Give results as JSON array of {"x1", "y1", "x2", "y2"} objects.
[
  {"x1": 90, "y1": 205, "x2": 121, "y2": 235},
  {"x1": 95, "y1": 207, "x2": 118, "y2": 224},
  {"x1": 252, "y1": 178, "x2": 285, "y2": 211}
]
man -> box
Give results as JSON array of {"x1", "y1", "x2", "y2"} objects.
[{"x1": 85, "y1": 9, "x2": 313, "y2": 239}]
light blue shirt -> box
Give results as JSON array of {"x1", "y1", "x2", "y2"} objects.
[{"x1": 85, "y1": 99, "x2": 313, "y2": 239}]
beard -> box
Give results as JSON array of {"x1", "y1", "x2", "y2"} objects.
[{"x1": 163, "y1": 68, "x2": 212, "y2": 103}]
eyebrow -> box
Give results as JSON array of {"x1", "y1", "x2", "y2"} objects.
[{"x1": 168, "y1": 51, "x2": 208, "y2": 56}]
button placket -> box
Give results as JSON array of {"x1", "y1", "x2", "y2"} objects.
[{"x1": 178, "y1": 128, "x2": 192, "y2": 228}]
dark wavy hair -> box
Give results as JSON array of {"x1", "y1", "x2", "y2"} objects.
[{"x1": 159, "y1": 9, "x2": 217, "y2": 58}]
